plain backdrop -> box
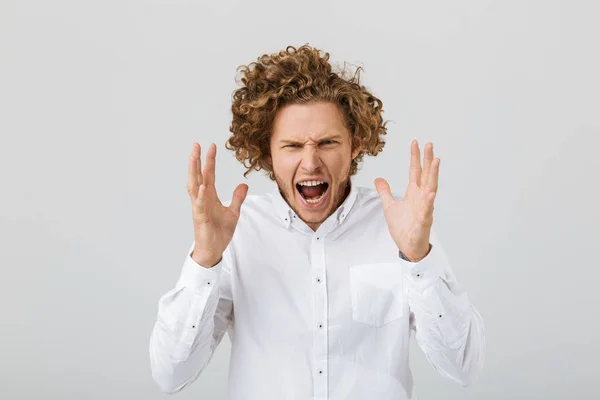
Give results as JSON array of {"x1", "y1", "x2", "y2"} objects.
[{"x1": 1, "y1": 0, "x2": 599, "y2": 399}]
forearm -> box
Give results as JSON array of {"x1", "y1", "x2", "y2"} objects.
[
  {"x1": 401, "y1": 230, "x2": 485, "y2": 386},
  {"x1": 149, "y1": 295, "x2": 221, "y2": 394},
  {"x1": 408, "y1": 279, "x2": 485, "y2": 386},
  {"x1": 149, "y1": 245, "x2": 232, "y2": 393}
]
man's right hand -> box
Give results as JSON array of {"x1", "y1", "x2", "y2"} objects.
[{"x1": 187, "y1": 142, "x2": 248, "y2": 268}]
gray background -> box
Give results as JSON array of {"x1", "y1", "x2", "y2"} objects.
[{"x1": 1, "y1": 0, "x2": 599, "y2": 399}]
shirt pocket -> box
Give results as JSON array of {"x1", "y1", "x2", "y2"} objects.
[{"x1": 348, "y1": 262, "x2": 405, "y2": 327}]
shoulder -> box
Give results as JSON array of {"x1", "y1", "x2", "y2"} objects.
[
  {"x1": 354, "y1": 185, "x2": 404, "y2": 208},
  {"x1": 221, "y1": 192, "x2": 272, "y2": 216},
  {"x1": 232, "y1": 191, "x2": 280, "y2": 225},
  {"x1": 240, "y1": 192, "x2": 272, "y2": 210}
]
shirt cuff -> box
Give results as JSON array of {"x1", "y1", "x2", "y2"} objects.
[
  {"x1": 175, "y1": 246, "x2": 225, "y2": 291},
  {"x1": 399, "y1": 243, "x2": 473, "y2": 349},
  {"x1": 398, "y1": 243, "x2": 445, "y2": 290}
]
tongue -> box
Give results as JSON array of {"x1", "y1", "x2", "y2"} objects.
[{"x1": 300, "y1": 183, "x2": 326, "y2": 199}]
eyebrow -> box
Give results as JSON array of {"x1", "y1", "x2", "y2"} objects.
[{"x1": 279, "y1": 134, "x2": 344, "y2": 145}]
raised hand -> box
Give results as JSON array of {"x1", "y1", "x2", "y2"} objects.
[
  {"x1": 187, "y1": 142, "x2": 248, "y2": 268},
  {"x1": 374, "y1": 140, "x2": 440, "y2": 262}
]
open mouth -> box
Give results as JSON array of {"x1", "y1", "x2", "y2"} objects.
[{"x1": 296, "y1": 180, "x2": 329, "y2": 205}]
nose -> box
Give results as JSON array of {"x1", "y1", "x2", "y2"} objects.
[{"x1": 299, "y1": 144, "x2": 323, "y2": 173}]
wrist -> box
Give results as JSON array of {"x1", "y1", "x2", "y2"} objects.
[
  {"x1": 191, "y1": 249, "x2": 222, "y2": 268},
  {"x1": 399, "y1": 243, "x2": 432, "y2": 263}
]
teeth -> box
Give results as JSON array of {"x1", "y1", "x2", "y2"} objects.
[
  {"x1": 298, "y1": 180, "x2": 325, "y2": 187},
  {"x1": 305, "y1": 191, "x2": 326, "y2": 203}
]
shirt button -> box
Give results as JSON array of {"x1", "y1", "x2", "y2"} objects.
[
  {"x1": 316, "y1": 278, "x2": 321, "y2": 283},
  {"x1": 318, "y1": 323, "x2": 323, "y2": 328},
  {"x1": 319, "y1": 370, "x2": 323, "y2": 374},
  {"x1": 207, "y1": 281, "x2": 212, "y2": 285},
  {"x1": 316, "y1": 237, "x2": 320, "y2": 241}
]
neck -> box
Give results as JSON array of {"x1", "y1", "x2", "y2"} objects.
[{"x1": 306, "y1": 180, "x2": 351, "y2": 232}]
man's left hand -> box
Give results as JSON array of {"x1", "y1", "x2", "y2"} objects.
[{"x1": 374, "y1": 140, "x2": 440, "y2": 263}]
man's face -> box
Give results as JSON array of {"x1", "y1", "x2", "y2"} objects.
[{"x1": 269, "y1": 101, "x2": 360, "y2": 231}]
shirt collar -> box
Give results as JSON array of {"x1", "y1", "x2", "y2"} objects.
[
  {"x1": 270, "y1": 180, "x2": 358, "y2": 228},
  {"x1": 336, "y1": 179, "x2": 357, "y2": 224},
  {"x1": 271, "y1": 184, "x2": 294, "y2": 227}
]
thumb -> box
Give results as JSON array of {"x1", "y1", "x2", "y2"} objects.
[
  {"x1": 229, "y1": 183, "x2": 249, "y2": 214},
  {"x1": 374, "y1": 178, "x2": 394, "y2": 209}
]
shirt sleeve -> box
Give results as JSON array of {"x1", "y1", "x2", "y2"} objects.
[
  {"x1": 149, "y1": 241, "x2": 234, "y2": 394},
  {"x1": 400, "y1": 227, "x2": 485, "y2": 387}
]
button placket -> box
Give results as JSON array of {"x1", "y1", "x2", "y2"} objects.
[{"x1": 311, "y1": 231, "x2": 328, "y2": 399}]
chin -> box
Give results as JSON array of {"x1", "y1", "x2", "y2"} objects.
[{"x1": 276, "y1": 174, "x2": 347, "y2": 223}]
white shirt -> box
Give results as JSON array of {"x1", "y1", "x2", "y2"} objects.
[{"x1": 149, "y1": 182, "x2": 485, "y2": 399}]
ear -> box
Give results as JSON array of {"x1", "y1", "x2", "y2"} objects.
[{"x1": 351, "y1": 146, "x2": 361, "y2": 160}]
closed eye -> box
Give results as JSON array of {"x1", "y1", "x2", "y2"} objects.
[
  {"x1": 282, "y1": 140, "x2": 337, "y2": 149},
  {"x1": 320, "y1": 140, "x2": 337, "y2": 146}
]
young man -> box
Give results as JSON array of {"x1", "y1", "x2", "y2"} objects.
[{"x1": 149, "y1": 45, "x2": 484, "y2": 399}]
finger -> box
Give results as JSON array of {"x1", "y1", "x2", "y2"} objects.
[
  {"x1": 419, "y1": 191, "x2": 436, "y2": 224},
  {"x1": 203, "y1": 143, "x2": 217, "y2": 186},
  {"x1": 427, "y1": 158, "x2": 440, "y2": 192},
  {"x1": 421, "y1": 142, "x2": 433, "y2": 187},
  {"x1": 196, "y1": 142, "x2": 203, "y2": 186},
  {"x1": 187, "y1": 157, "x2": 198, "y2": 199},
  {"x1": 374, "y1": 178, "x2": 395, "y2": 209},
  {"x1": 187, "y1": 143, "x2": 201, "y2": 199},
  {"x1": 229, "y1": 183, "x2": 249, "y2": 215},
  {"x1": 195, "y1": 184, "x2": 209, "y2": 222},
  {"x1": 409, "y1": 140, "x2": 422, "y2": 186}
]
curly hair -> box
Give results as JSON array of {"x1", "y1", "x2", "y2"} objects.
[{"x1": 226, "y1": 44, "x2": 388, "y2": 180}]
